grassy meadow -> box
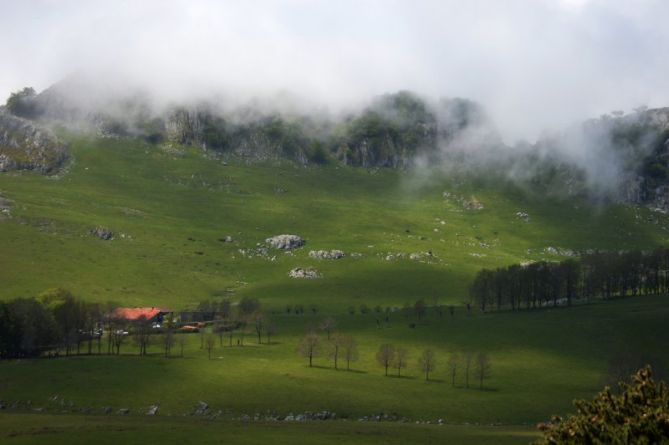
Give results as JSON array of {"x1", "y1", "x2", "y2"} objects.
[{"x1": 1, "y1": 135, "x2": 669, "y2": 443}]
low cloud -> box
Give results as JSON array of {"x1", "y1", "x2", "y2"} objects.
[{"x1": 1, "y1": 0, "x2": 669, "y2": 144}]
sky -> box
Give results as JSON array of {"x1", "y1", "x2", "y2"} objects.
[{"x1": 1, "y1": 0, "x2": 668, "y2": 142}]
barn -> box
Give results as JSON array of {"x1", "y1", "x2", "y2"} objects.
[{"x1": 112, "y1": 307, "x2": 171, "y2": 323}]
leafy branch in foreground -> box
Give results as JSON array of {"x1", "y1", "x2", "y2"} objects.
[{"x1": 535, "y1": 366, "x2": 669, "y2": 444}]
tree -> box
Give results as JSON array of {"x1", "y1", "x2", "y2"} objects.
[
  {"x1": 329, "y1": 332, "x2": 344, "y2": 369},
  {"x1": 265, "y1": 320, "x2": 276, "y2": 344},
  {"x1": 474, "y1": 352, "x2": 491, "y2": 389},
  {"x1": 238, "y1": 297, "x2": 260, "y2": 318},
  {"x1": 133, "y1": 316, "x2": 152, "y2": 356},
  {"x1": 535, "y1": 367, "x2": 669, "y2": 444},
  {"x1": 320, "y1": 317, "x2": 337, "y2": 340},
  {"x1": 447, "y1": 352, "x2": 460, "y2": 387},
  {"x1": 178, "y1": 335, "x2": 186, "y2": 357},
  {"x1": 205, "y1": 334, "x2": 216, "y2": 360},
  {"x1": 341, "y1": 335, "x2": 358, "y2": 371},
  {"x1": 376, "y1": 344, "x2": 396, "y2": 376},
  {"x1": 253, "y1": 311, "x2": 265, "y2": 344},
  {"x1": 418, "y1": 348, "x2": 437, "y2": 381},
  {"x1": 5, "y1": 87, "x2": 38, "y2": 118},
  {"x1": 162, "y1": 328, "x2": 176, "y2": 357},
  {"x1": 298, "y1": 331, "x2": 320, "y2": 367},
  {"x1": 414, "y1": 299, "x2": 427, "y2": 321},
  {"x1": 394, "y1": 347, "x2": 409, "y2": 377},
  {"x1": 112, "y1": 328, "x2": 125, "y2": 355},
  {"x1": 464, "y1": 351, "x2": 473, "y2": 388}
]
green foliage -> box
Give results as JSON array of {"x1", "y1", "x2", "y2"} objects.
[
  {"x1": 5, "y1": 87, "x2": 38, "y2": 119},
  {"x1": 536, "y1": 366, "x2": 669, "y2": 444}
]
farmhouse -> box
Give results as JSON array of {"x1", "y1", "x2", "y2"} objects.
[{"x1": 112, "y1": 307, "x2": 171, "y2": 323}]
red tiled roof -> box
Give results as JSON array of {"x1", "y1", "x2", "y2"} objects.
[{"x1": 112, "y1": 307, "x2": 168, "y2": 321}]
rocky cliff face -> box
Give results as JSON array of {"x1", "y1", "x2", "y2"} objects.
[
  {"x1": 529, "y1": 107, "x2": 669, "y2": 210},
  {"x1": 0, "y1": 111, "x2": 68, "y2": 173}
]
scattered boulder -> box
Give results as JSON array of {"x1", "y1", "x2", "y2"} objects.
[
  {"x1": 515, "y1": 211, "x2": 530, "y2": 222},
  {"x1": 91, "y1": 226, "x2": 113, "y2": 240},
  {"x1": 266, "y1": 234, "x2": 304, "y2": 250},
  {"x1": 409, "y1": 251, "x2": 434, "y2": 261},
  {"x1": 462, "y1": 199, "x2": 484, "y2": 210},
  {"x1": 103, "y1": 406, "x2": 113, "y2": 415},
  {"x1": 117, "y1": 408, "x2": 130, "y2": 415},
  {"x1": 238, "y1": 247, "x2": 269, "y2": 258},
  {"x1": 288, "y1": 267, "x2": 320, "y2": 279},
  {"x1": 443, "y1": 191, "x2": 484, "y2": 210},
  {"x1": 193, "y1": 401, "x2": 209, "y2": 416},
  {"x1": 309, "y1": 250, "x2": 344, "y2": 260},
  {"x1": 219, "y1": 235, "x2": 234, "y2": 243},
  {"x1": 146, "y1": 405, "x2": 159, "y2": 416},
  {"x1": 0, "y1": 194, "x2": 12, "y2": 219}
]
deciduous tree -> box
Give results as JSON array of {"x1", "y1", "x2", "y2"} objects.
[
  {"x1": 376, "y1": 344, "x2": 396, "y2": 376},
  {"x1": 298, "y1": 331, "x2": 320, "y2": 367},
  {"x1": 418, "y1": 348, "x2": 437, "y2": 381}
]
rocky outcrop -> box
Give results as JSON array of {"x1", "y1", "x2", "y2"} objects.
[
  {"x1": 91, "y1": 226, "x2": 113, "y2": 240},
  {"x1": 266, "y1": 234, "x2": 304, "y2": 250},
  {"x1": 288, "y1": 267, "x2": 320, "y2": 279},
  {"x1": 0, "y1": 111, "x2": 68, "y2": 173},
  {"x1": 309, "y1": 250, "x2": 344, "y2": 260}
]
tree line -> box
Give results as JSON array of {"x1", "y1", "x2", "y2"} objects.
[
  {"x1": 297, "y1": 320, "x2": 492, "y2": 389},
  {"x1": 469, "y1": 248, "x2": 669, "y2": 312},
  {"x1": 0, "y1": 290, "x2": 277, "y2": 360}
]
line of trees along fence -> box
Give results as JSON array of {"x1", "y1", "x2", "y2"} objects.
[
  {"x1": 470, "y1": 249, "x2": 669, "y2": 312},
  {"x1": 0, "y1": 291, "x2": 269, "y2": 360}
]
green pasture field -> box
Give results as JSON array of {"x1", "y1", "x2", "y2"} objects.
[{"x1": 1, "y1": 135, "x2": 668, "y2": 444}]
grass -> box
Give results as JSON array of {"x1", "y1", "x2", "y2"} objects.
[
  {"x1": 0, "y1": 136, "x2": 667, "y2": 311},
  {"x1": 1, "y1": 135, "x2": 669, "y2": 443},
  {"x1": 0, "y1": 413, "x2": 538, "y2": 445},
  {"x1": 1, "y1": 295, "x2": 667, "y2": 427}
]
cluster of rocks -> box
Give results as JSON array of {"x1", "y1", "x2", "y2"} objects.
[
  {"x1": 357, "y1": 413, "x2": 405, "y2": 422},
  {"x1": 90, "y1": 226, "x2": 113, "y2": 240},
  {"x1": 309, "y1": 249, "x2": 345, "y2": 260},
  {"x1": 462, "y1": 199, "x2": 484, "y2": 210},
  {"x1": 266, "y1": 234, "x2": 305, "y2": 250},
  {"x1": 409, "y1": 251, "x2": 434, "y2": 261},
  {"x1": 288, "y1": 267, "x2": 320, "y2": 279},
  {"x1": 0, "y1": 111, "x2": 69, "y2": 174},
  {"x1": 443, "y1": 191, "x2": 484, "y2": 210},
  {"x1": 382, "y1": 251, "x2": 436, "y2": 262},
  {"x1": 515, "y1": 211, "x2": 530, "y2": 222},
  {"x1": 542, "y1": 246, "x2": 577, "y2": 257},
  {"x1": 0, "y1": 194, "x2": 11, "y2": 219},
  {"x1": 236, "y1": 411, "x2": 337, "y2": 422},
  {"x1": 190, "y1": 401, "x2": 223, "y2": 419},
  {"x1": 238, "y1": 247, "x2": 270, "y2": 258}
]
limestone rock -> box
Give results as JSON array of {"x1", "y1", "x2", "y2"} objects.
[
  {"x1": 309, "y1": 250, "x2": 344, "y2": 260},
  {"x1": 91, "y1": 226, "x2": 113, "y2": 240},
  {"x1": 266, "y1": 234, "x2": 304, "y2": 250},
  {"x1": 288, "y1": 267, "x2": 320, "y2": 279}
]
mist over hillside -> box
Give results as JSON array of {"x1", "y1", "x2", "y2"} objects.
[{"x1": 3, "y1": 74, "x2": 669, "y2": 212}]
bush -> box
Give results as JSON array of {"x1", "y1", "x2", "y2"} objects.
[{"x1": 535, "y1": 366, "x2": 669, "y2": 444}]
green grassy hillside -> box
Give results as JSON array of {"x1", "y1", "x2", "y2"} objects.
[
  {"x1": 2, "y1": 135, "x2": 669, "y2": 444},
  {"x1": 0, "y1": 135, "x2": 666, "y2": 310}
]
